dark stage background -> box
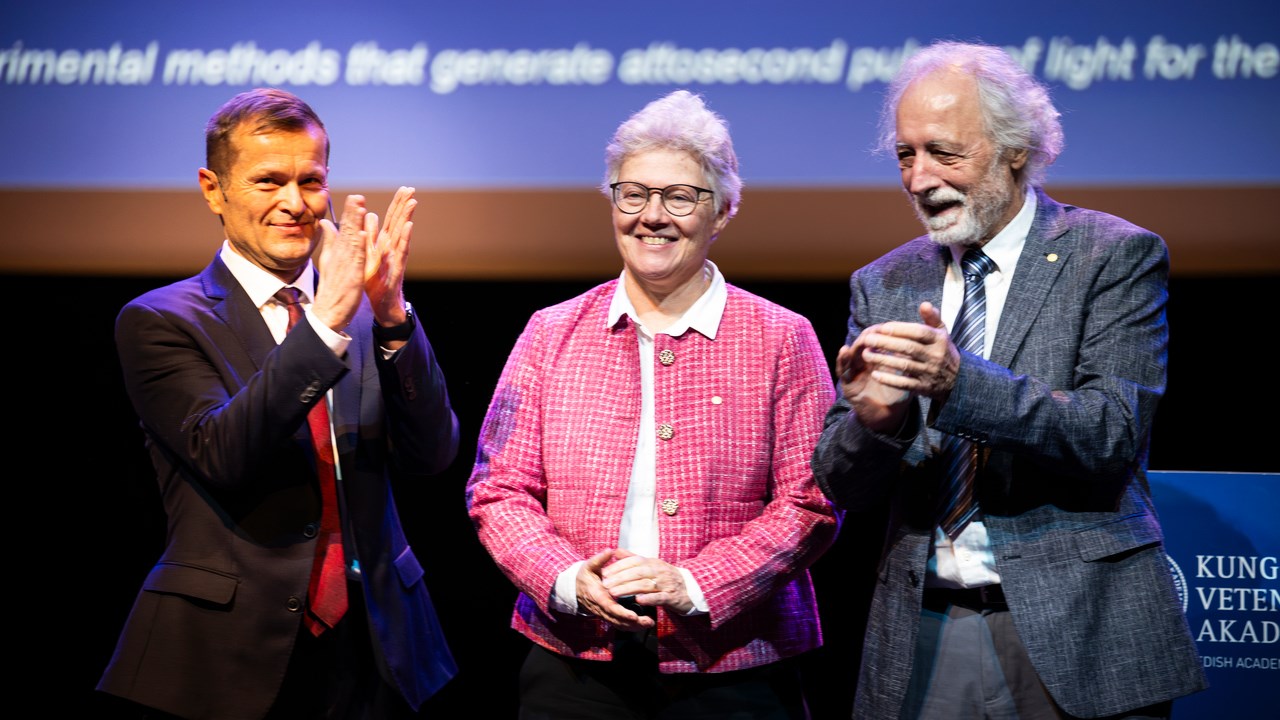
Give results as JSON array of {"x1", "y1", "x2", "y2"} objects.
[
  {"x1": 7, "y1": 271, "x2": 1268, "y2": 719},
  {"x1": 5, "y1": 2, "x2": 1275, "y2": 715}
]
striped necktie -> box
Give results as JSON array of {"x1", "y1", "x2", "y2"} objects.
[{"x1": 937, "y1": 248, "x2": 997, "y2": 540}]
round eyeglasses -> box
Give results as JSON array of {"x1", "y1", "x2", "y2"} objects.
[{"x1": 610, "y1": 182, "x2": 714, "y2": 217}]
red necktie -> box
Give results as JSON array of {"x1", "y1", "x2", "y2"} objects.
[{"x1": 274, "y1": 287, "x2": 348, "y2": 635}]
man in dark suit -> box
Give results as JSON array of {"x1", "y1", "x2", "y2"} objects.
[
  {"x1": 811, "y1": 41, "x2": 1206, "y2": 719},
  {"x1": 97, "y1": 88, "x2": 459, "y2": 719}
]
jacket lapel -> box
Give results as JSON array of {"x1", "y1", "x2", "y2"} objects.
[
  {"x1": 202, "y1": 254, "x2": 278, "y2": 372},
  {"x1": 989, "y1": 190, "x2": 1071, "y2": 368}
]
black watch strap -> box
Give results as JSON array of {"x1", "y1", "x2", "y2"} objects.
[{"x1": 372, "y1": 302, "x2": 416, "y2": 342}]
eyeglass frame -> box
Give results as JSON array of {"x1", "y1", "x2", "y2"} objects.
[{"x1": 609, "y1": 181, "x2": 715, "y2": 217}]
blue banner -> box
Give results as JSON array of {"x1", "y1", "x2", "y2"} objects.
[{"x1": 1151, "y1": 471, "x2": 1279, "y2": 718}]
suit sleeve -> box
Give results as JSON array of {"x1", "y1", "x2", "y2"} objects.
[
  {"x1": 933, "y1": 225, "x2": 1169, "y2": 483},
  {"x1": 375, "y1": 315, "x2": 460, "y2": 476},
  {"x1": 811, "y1": 270, "x2": 922, "y2": 512},
  {"x1": 115, "y1": 297, "x2": 348, "y2": 492}
]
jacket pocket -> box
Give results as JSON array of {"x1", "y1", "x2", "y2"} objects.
[
  {"x1": 394, "y1": 545, "x2": 425, "y2": 588},
  {"x1": 142, "y1": 562, "x2": 239, "y2": 605},
  {"x1": 1073, "y1": 512, "x2": 1164, "y2": 562}
]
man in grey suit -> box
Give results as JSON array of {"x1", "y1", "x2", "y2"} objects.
[{"x1": 811, "y1": 41, "x2": 1206, "y2": 719}]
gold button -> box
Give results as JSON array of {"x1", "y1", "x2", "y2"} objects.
[
  {"x1": 661, "y1": 499, "x2": 679, "y2": 516},
  {"x1": 657, "y1": 423, "x2": 674, "y2": 440},
  {"x1": 658, "y1": 349, "x2": 675, "y2": 366},
  {"x1": 1046, "y1": 253, "x2": 1059, "y2": 262}
]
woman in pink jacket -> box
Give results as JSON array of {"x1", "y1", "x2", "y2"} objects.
[{"x1": 467, "y1": 89, "x2": 840, "y2": 719}]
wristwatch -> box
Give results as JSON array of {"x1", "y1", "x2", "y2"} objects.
[{"x1": 372, "y1": 302, "x2": 416, "y2": 342}]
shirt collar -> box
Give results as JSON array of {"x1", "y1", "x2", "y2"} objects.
[
  {"x1": 607, "y1": 260, "x2": 727, "y2": 340},
  {"x1": 219, "y1": 239, "x2": 317, "y2": 308},
  {"x1": 949, "y1": 185, "x2": 1036, "y2": 273}
]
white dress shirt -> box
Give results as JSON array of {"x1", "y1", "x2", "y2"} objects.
[
  {"x1": 928, "y1": 186, "x2": 1036, "y2": 589},
  {"x1": 218, "y1": 239, "x2": 350, "y2": 354}
]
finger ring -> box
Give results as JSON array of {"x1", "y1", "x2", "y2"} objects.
[{"x1": 650, "y1": 578, "x2": 658, "y2": 590}]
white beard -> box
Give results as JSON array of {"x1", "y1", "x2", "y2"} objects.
[{"x1": 910, "y1": 161, "x2": 1018, "y2": 247}]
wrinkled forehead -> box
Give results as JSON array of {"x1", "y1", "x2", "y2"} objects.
[{"x1": 897, "y1": 70, "x2": 987, "y2": 140}]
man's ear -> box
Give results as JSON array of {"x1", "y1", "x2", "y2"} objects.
[
  {"x1": 198, "y1": 168, "x2": 224, "y2": 216},
  {"x1": 1007, "y1": 148, "x2": 1029, "y2": 172}
]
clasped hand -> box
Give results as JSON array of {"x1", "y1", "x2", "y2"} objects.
[
  {"x1": 837, "y1": 301, "x2": 961, "y2": 432},
  {"x1": 576, "y1": 548, "x2": 693, "y2": 631}
]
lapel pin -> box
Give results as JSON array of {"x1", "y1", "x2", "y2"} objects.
[{"x1": 1046, "y1": 253, "x2": 1059, "y2": 262}]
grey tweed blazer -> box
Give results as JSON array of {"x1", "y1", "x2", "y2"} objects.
[{"x1": 812, "y1": 189, "x2": 1207, "y2": 719}]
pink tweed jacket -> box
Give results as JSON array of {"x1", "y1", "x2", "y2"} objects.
[{"x1": 467, "y1": 279, "x2": 839, "y2": 673}]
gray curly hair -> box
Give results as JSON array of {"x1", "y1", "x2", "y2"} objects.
[
  {"x1": 602, "y1": 90, "x2": 742, "y2": 219},
  {"x1": 878, "y1": 41, "x2": 1064, "y2": 188}
]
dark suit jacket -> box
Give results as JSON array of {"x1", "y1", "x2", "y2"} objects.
[
  {"x1": 98, "y1": 255, "x2": 459, "y2": 719},
  {"x1": 812, "y1": 190, "x2": 1207, "y2": 719}
]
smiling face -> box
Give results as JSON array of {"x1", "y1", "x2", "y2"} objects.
[
  {"x1": 612, "y1": 148, "x2": 729, "y2": 299},
  {"x1": 895, "y1": 69, "x2": 1027, "y2": 246},
  {"x1": 198, "y1": 123, "x2": 330, "y2": 283}
]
